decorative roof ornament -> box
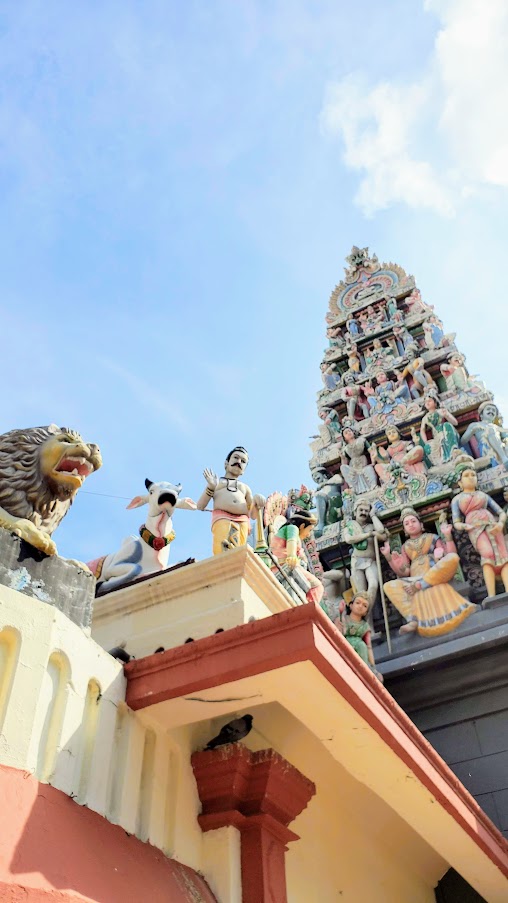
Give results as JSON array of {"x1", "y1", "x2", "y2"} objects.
[{"x1": 344, "y1": 246, "x2": 380, "y2": 284}]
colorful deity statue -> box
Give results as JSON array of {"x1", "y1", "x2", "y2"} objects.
[
  {"x1": 393, "y1": 325, "x2": 416, "y2": 356},
  {"x1": 334, "y1": 592, "x2": 383, "y2": 681},
  {"x1": 405, "y1": 287, "x2": 429, "y2": 316},
  {"x1": 342, "y1": 498, "x2": 388, "y2": 636},
  {"x1": 346, "y1": 315, "x2": 361, "y2": 337},
  {"x1": 326, "y1": 324, "x2": 345, "y2": 349},
  {"x1": 386, "y1": 297, "x2": 398, "y2": 320},
  {"x1": 417, "y1": 391, "x2": 460, "y2": 466},
  {"x1": 197, "y1": 447, "x2": 266, "y2": 555},
  {"x1": 394, "y1": 347, "x2": 435, "y2": 398},
  {"x1": 269, "y1": 505, "x2": 324, "y2": 605},
  {"x1": 423, "y1": 314, "x2": 445, "y2": 350},
  {"x1": 440, "y1": 352, "x2": 471, "y2": 393},
  {"x1": 460, "y1": 402, "x2": 508, "y2": 468},
  {"x1": 339, "y1": 426, "x2": 378, "y2": 494},
  {"x1": 311, "y1": 467, "x2": 343, "y2": 536},
  {"x1": 364, "y1": 338, "x2": 395, "y2": 373},
  {"x1": 369, "y1": 425, "x2": 425, "y2": 484},
  {"x1": 364, "y1": 370, "x2": 410, "y2": 416},
  {"x1": 381, "y1": 507, "x2": 476, "y2": 636},
  {"x1": 345, "y1": 340, "x2": 362, "y2": 376},
  {"x1": 320, "y1": 360, "x2": 341, "y2": 391},
  {"x1": 451, "y1": 463, "x2": 508, "y2": 598},
  {"x1": 340, "y1": 373, "x2": 370, "y2": 420}
]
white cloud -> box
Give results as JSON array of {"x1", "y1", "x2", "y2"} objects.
[{"x1": 321, "y1": 0, "x2": 508, "y2": 215}]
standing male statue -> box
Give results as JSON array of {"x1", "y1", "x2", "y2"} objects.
[
  {"x1": 342, "y1": 497, "x2": 388, "y2": 632},
  {"x1": 197, "y1": 447, "x2": 266, "y2": 555}
]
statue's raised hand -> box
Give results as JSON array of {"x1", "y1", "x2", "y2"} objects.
[
  {"x1": 440, "y1": 522, "x2": 453, "y2": 539},
  {"x1": 203, "y1": 469, "x2": 219, "y2": 491},
  {"x1": 252, "y1": 493, "x2": 266, "y2": 510},
  {"x1": 380, "y1": 540, "x2": 391, "y2": 557}
]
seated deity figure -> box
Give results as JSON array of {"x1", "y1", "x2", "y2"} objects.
[
  {"x1": 460, "y1": 402, "x2": 508, "y2": 468},
  {"x1": 364, "y1": 338, "x2": 395, "y2": 373},
  {"x1": 440, "y1": 352, "x2": 471, "y2": 393},
  {"x1": 369, "y1": 425, "x2": 425, "y2": 484},
  {"x1": 363, "y1": 371, "x2": 409, "y2": 416},
  {"x1": 452, "y1": 463, "x2": 508, "y2": 598},
  {"x1": 417, "y1": 391, "x2": 460, "y2": 466},
  {"x1": 381, "y1": 507, "x2": 476, "y2": 636},
  {"x1": 405, "y1": 288, "x2": 430, "y2": 316},
  {"x1": 423, "y1": 314, "x2": 445, "y2": 350},
  {"x1": 318, "y1": 407, "x2": 342, "y2": 442},
  {"x1": 394, "y1": 347, "x2": 435, "y2": 398},
  {"x1": 339, "y1": 425, "x2": 378, "y2": 495}
]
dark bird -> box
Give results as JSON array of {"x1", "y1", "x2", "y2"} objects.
[
  {"x1": 205, "y1": 715, "x2": 254, "y2": 750},
  {"x1": 108, "y1": 643, "x2": 133, "y2": 664}
]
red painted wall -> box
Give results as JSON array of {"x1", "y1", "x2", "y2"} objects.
[{"x1": 0, "y1": 764, "x2": 216, "y2": 903}]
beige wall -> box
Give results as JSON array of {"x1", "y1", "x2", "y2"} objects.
[{"x1": 0, "y1": 584, "x2": 240, "y2": 903}]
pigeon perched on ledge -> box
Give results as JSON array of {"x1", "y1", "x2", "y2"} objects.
[
  {"x1": 108, "y1": 643, "x2": 133, "y2": 664},
  {"x1": 205, "y1": 715, "x2": 254, "y2": 750}
]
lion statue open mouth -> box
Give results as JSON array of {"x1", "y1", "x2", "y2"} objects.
[{"x1": 0, "y1": 423, "x2": 102, "y2": 557}]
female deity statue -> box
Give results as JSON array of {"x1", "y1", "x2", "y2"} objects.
[
  {"x1": 381, "y1": 507, "x2": 476, "y2": 636},
  {"x1": 334, "y1": 593, "x2": 383, "y2": 681},
  {"x1": 369, "y1": 425, "x2": 425, "y2": 484},
  {"x1": 460, "y1": 402, "x2": 508, "y2": 468},
  {"x1": 386, "y1": 297, "x2": 398, "y2": 320},
  {"x1": 326, "y1": 324, "x2": 345, "y2": 349},
  {"x1": 440, "y1": 352, "x2": 470, "y2": 392},
  {"x1": 364, "y1": 338, "x2": 395, "y2": 373},
  {"x1": 339, "y1": 426, "x2": 378, "y2": 495},
  {"x1": 346, "y1": 315, "x2": 361, "y2": 337},
  {"x1": 423, "y1": 315, "x2": 445, "y2": 350},
  {"x1": 417, "y1": 391, "x2": 460, "y2": 466},
  {"x1": 451, "y1": 463, "x2": 508, "y2": 598},
  {"x1": 340, "y1": 373, "x2": 370, "y2": 421},
  {"x1": 269, "y1": 509, "x2": 324, "y2": 605}
]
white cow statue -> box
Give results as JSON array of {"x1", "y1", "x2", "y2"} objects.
[{"x1": 88, "y1": 478, "x2": 196, "y2": 595}]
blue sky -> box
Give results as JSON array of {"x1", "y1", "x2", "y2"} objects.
[{"x1": 1, "y1": 0, "x2": 507, "y2": 564}]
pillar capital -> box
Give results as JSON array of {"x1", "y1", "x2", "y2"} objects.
[{"x1": 192, "y1": 744, "x2": 315, "y2": 903}]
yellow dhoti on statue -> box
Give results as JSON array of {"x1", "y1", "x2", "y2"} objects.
[
  {"x1": 384, "y1": 548, "x2": 476, "y2": 637},
  {"x1": 211, "y1": 512, "x2": 250, "y2": 555}
]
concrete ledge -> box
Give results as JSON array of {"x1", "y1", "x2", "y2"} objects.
[{"x1": 0, "y1": 530, "x2": 94, "y2": 630}]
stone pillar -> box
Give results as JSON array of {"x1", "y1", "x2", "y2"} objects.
[{"x1": 191, "y1": 745, "x2": 315, "y2": 903}]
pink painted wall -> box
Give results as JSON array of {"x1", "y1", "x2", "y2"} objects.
[{"x1": 0, "y1": 764, "x2": 216, "y2": 903}]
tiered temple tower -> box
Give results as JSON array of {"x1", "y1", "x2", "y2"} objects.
[{"x1": 310, "y1": 246, "x2": 508, "y2": 839}]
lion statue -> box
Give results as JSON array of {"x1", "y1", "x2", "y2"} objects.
[{"x1": 0, "y1": 424, "x2": 102, "y2": 557}]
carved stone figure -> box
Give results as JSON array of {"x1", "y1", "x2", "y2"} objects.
[
  {"x1": 311, "y1": 468, "x2": 343, "y2": 536},
  {"x1": 423, "y1": 315, "x2": 445, "y2": 350},
  {"x1": 269, "y1": 507, "x2": 324, "y2": 604},
  {"x1": 196, "y1": 447, "x2": 265, "y2": 555},
  {"x1": 418, "y1": 392, "x2": 460, "y2": 466},
  {"x1": 394, "y1": 348, "x2": 435, "y2": 398},
  {"x1": 440, "y1": 352, "x2": 470, "y2": 392},
  {"x1": 369, "y1": 425, "x2": 425, "y2": 484},
  {"x1": 364, "y1": 338, "x2": 395, "y2": 373},
  {"x1": 393, "y1": 325, "x2": 416, "y2": 356},
  {"x1": 340, "y1": 427, "x2": 378, "y2": 494},
  {"x1": 344, "y1": 246, "x2": 379, "y2": 282},
  {"x1": 382, "y1": 507, "x2": 475, "y2": 636},
  {"x1": 345, "y1": 341, "x2": 362, "y2": 375},
  {"x1": 320, "y1": 361, "x2": 341, "y2": 391},
  {"x1": 340, "y1": 374, "x2": 370, "y2": 420},
  {"x1": 0, "y1": 424, "x2": 102, "y2": 558},
  {"x1": 342, "y1": 499, "x2": 388, "y2": 631},
  {"x1": 88, "y1": 479, "x2": 196, "y2": 594},
  {"x1": 452, "y1": 464, "x2": 508, "y2": 597},
  {"x1": 346, "y1": 315, "x2": 361, "y2": 337},
  {"x1": 364, "y1": 371, "x2": 409, "y2": 416},
  {"x1": 334, "y1": 592, "x2": 383, "y2": 681},
  {"x1": 461, "y1": 402, "x2": 508, "y2": 468}
]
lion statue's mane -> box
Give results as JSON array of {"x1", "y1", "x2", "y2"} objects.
[{"x1": 0, "y1": 424, "x2": 90, "y2": 535}]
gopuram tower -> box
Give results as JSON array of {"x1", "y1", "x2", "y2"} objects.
[{"x1": 311, "y1": 247, "x2": 508, "y2": 839}]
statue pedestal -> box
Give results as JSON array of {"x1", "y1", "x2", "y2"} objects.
[{"x1": 0, "y1": 530, "x2": 95, "y2": 629}]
